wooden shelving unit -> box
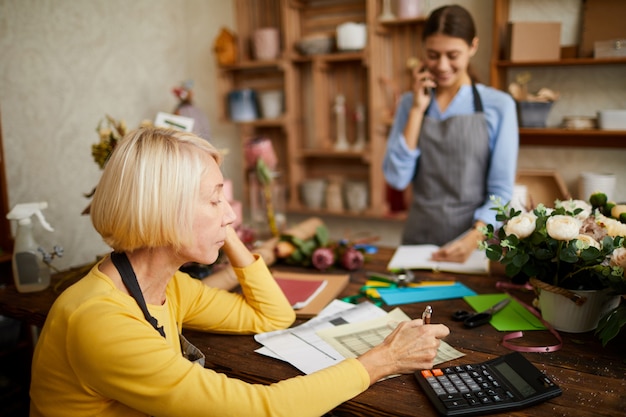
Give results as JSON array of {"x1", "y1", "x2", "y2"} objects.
[
  {"x1": 218, "y1": 0, "x2": 430, "y2": 219},
  {"x1": 490, "y1": 0, "x2": 626, "y2": 149}
]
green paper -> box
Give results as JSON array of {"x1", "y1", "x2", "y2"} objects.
[{"x1": 463, "y1": 294, "x2": 546, "y2": 331}]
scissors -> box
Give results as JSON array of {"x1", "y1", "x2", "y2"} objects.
[
  {"x1": 451, "y1": 298, "x2": 511, "y2": 328},
  {"x1": 366, "y1": 270, "x2": 415, "y2": 287}
]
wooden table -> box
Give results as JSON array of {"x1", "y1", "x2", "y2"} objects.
[{"x1": 1, "y1": 249, "x2": 624, "y2": 416}]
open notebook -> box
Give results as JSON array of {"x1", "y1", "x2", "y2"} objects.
[{"x1": 387, "y1": 245, "x2": 489, "y2": 275}]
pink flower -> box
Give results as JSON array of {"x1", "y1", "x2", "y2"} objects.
[
  {"x1": 312, "y1": 247, "x2": 335, "y2": 271},
  {"x1": 244, "y1": 137, "x2": 278, "y2": 171},
  {"x1": 341, "y1": 247, "x2": 364, "y2": 271},
  {"x1": 610, "y1": 247, "x2": 626, "y2": 269}
]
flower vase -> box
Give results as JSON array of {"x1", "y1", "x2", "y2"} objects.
[
  {"x1": 532, "y1": 278, "x2": 621, "y2": 333},
  {"x1": 248, "y1": 173, "x2": 287, "y2": 240}
]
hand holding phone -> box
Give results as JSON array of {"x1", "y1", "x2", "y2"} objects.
[{"x1": 411, "y1": 66, "x2": 435, "y2": 109}]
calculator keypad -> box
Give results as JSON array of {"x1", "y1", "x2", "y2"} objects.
[{"x1": 420, "y1": 364, "x2": 515, "y2": 410}]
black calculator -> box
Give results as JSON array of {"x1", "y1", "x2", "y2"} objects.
[{"x1": 414, "y1": 352, "x2": 562, "y2": 416}]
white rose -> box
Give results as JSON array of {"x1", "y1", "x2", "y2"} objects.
[
  {"x1": 546, "y1": 215, "x2": 582, "y2": 241},
  {"x1": 597, "y1": 214, "x2": 626, "y2": 237},
  {"x1": 504, "y1": 213, "x2": 537, "y2": 239},
  {"x1": 574, "y1": 234, "x2": 601, "y2": 255},
  {"x1": 557, "y1": 199, "x2": 592, "y2": 220},
  {"x1": 610, "y1": 247, "x2": 626, "y2": 269}
]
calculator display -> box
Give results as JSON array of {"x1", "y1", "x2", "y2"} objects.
[{"x1": 493, "y1": 362, "x2": 536, "y2": 398}]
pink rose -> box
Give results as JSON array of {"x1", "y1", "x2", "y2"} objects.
[
  {"x1": 312, "y1": 247, "x2": 335, "y2": 271},
  {"x1": 610, "y1": 247, "x2": 626, "y2": 269},
  {"x1": 244, "y1": 137, "x2": 278, "y2": 171},
  {"x1": 341, "y1": 247, "x2": 364, "y2": 271}
]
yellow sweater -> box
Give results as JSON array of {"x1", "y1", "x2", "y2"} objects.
[{"x1": 30, "y1": 256, "x2": 370, "y2": 417}]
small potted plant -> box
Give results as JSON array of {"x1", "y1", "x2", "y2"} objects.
[{"x1": 508, "y1": 72, "x2": 559, "y2": 128}]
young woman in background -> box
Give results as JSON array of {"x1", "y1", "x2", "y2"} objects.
[{"x1": 383, "y1": 4, "x2": 519, "y2": 262}]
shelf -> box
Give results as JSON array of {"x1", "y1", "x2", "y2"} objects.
[
  {"x1": 377, "y1": 16, "x2": 426, "y2": 27},
  {"x1": 300, "y1": 149, "x2": 369, "y2": 160},
  {"x1": 233, "y1": 118, "x2": 286, "y2": 128},
  {"x1": 218, "y1": 59, "x2": 284, "y2": 71},
  {"x1": 286, "y1": 205, "x2": 403, "y2": 220},
  {"x1": 291, "y1": 51, "x2": 365, "y2": 63},
  {"x1": 519, "y1": 128, "x2": 626, "y2": 148},
  {"x1": 495, "y1": 57, "x2": 626, "y2": 68}
]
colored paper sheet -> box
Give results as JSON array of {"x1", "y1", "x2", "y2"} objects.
[
  {"x1": 377, "y1": 282, "x2": 477, "y2": 306},
  {"x1": 463, "y1": 294, "x2": 546, "y2": 331},
  {"x1": 363, "y1": 279, "x2": 456, "y2": 299}
]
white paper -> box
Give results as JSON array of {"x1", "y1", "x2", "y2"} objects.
[
  {"x1": 254, "y1": 301, "x2": 388, "y2": 374},
  {"x1": 317, "y1": 308, "x2": 465, "y2": 366},
  {"x1": 387, "y1": 245, "x2": 489, "y2": 274}
]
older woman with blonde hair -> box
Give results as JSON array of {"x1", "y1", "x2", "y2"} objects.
[{"x1": 31, "y1": 127, "x2": 449, "y2": 417}]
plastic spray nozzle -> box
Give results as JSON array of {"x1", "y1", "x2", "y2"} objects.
[{"x1": 6, "y1": 202, "x2": 54, "y2": 232}]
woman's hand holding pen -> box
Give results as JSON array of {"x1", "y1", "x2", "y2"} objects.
[{"x1": 357, "y1": 313, "x2": 449, "y2": 385}]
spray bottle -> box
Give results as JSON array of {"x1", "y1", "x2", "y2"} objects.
[{"x1": 6, "y1": 202, "x2": 55, "y2": 292}]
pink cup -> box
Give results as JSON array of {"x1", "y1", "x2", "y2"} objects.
[
  {"x1": 252, "y1": 27, "x2": 280, "y2": 60},
  {"x1": 398, "y1": 0, "x2": 421, "y2": 19}
]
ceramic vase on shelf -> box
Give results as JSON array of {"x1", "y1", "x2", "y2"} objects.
[
  {"x1": 248, "y1": 172, "x2": 286, "y2": 240},
  {"x1": 300, "y1": 179, "x2": 326, "y2": 210},
  {"x1": 379, "y1": 0, "x2": 395, "y2": 21},
  {"x1": 334, "y1": 94, "x2": 349, "y2": 151},
  {"x1": 252, "y1": 27, "x2": 280, "y2": 60},
  {"x1": 397, "y1": 0, "x2": 423, "y2": 19},
  {"x1": 352, "y1": 102, "x2": 366, "y2": 151},
  {"x1": 532, "y1": 278, "x2": 621, "y2": 333}
]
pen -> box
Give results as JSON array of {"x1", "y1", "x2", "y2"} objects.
[{"x1": 422, "y1": 305, "x2": 432, "y2": 324}]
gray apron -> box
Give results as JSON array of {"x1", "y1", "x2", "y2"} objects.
[{"x1": 402, "y1": 84, "x2": 490, "y2": 245}]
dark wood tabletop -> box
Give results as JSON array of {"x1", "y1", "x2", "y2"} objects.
[{"x1": 1, "y1": 248, "x2": 624, "y2": 416}]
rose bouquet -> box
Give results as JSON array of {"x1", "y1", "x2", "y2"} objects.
[
  {"x1": 481, "y1": 193, "x2": 626, "y2": 345},
  {"x1": 273, "y1": 217, "x2": 367, "y2": 272}
]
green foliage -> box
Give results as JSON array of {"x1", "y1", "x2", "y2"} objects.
[
  {"x1": 279, "y1": 225, "x2": 329, "y2": 267},
  {"x1": 596, "y1": 304, "x2": 626, "y2": 347},
  {"x1": 255, "y1": 159, "x2": 273, "y2": 185}
]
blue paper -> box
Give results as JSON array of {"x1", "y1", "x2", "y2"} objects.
[{"x1": 377, "y1": 282, "x2": 477, "y2": 306}]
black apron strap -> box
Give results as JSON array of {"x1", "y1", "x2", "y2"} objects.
[
  {"x1": 110, "y1": 252, "x2": 166, "y2": 338},
  {"x1": 471, "y1": 82, "x2": 484, "y2": 112}
]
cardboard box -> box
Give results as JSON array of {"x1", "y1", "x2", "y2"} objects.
[
  {"x1": 515, "y1": 169, "x2": 571, "y2": 209},
  {"x1": 580, "y1": 0, "x2": 626, "y2": 58},
  {"x1": 594, "y1": 39, "x2": 626, "y2": 58},
  {"x1": 506, "y1": 22, "x2": 561, "y2": 62}
]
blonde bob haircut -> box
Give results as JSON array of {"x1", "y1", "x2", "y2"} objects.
[{"x1": 91, "y1": 127, "x2": 223, "y2": 252}]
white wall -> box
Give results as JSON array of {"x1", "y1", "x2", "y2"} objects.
[
  {"x1": 0, "y1": 0, "x2": 624, "y2": 269},
  {"x1": 0, "y1": 0, "x2": 238, "y2": 269}
]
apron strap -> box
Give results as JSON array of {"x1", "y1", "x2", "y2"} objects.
[
  {"x1": 471, "y1": 82, "x2": 484, "y2": 112},
  {"x1": 111, "y1": 252, "x2": 166, "y2": 338},
  {"x1": 424, "y1": 82, "x2": 484, "y2": 115}
]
